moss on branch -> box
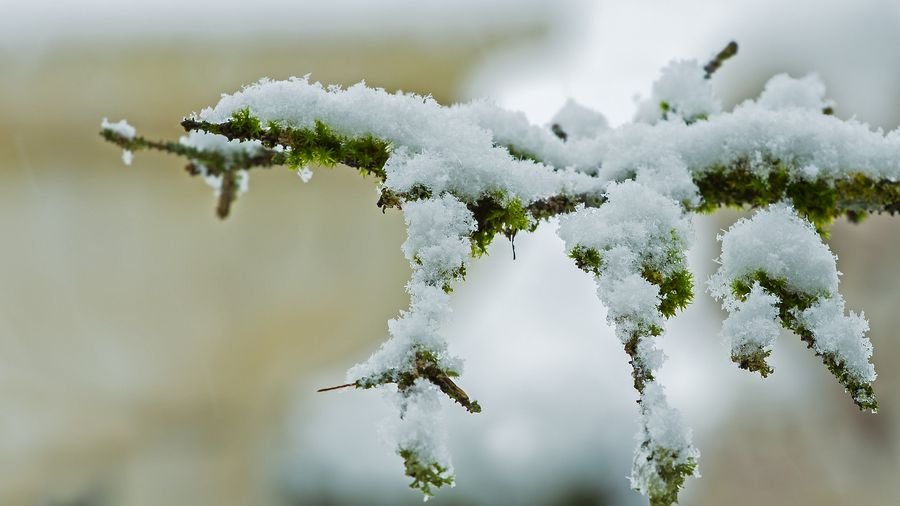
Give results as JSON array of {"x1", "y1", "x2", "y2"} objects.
[
  {"x1": 105, "y1": 111, "x2": 900, "y2": 235},
  {"x1": 397, "y1": 448, "x2": 454, "y2": 498},
  {"x1": 731, "y1": 271, "x2": 878, "y2": 411}
]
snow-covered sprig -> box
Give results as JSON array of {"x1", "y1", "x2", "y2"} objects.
[
  {"x1": 709, "y1": 203, "x2": 877, "y2": 411},
  {"x1": 559, "y1": 181, "x2": 700, "y2": 504},
  {"x1": 100, "y1": 42, "x2": 897, "y2": 505}
]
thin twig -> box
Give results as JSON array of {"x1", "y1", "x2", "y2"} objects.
[{"x1": 317, "y1": 382, "x2": 357, "y2": 392}]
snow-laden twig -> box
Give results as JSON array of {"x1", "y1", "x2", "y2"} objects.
[{"x1": 100, "y1": 42, "x2": 895, "y2": 505}]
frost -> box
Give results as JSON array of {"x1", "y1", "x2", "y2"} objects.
[{"x1": 101, "y1": 117, "x2": 136, "y2": 139}]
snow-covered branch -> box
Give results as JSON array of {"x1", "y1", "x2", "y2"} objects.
[{"x1": 100, "y1": 43, "x2": 897, "y2": 505}]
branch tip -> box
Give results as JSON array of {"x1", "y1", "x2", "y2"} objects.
[{"x1": 317, "y1": 382, "x2": 357, "y2": 393}]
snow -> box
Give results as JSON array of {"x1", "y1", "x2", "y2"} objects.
[
  {"x1": 181, "y1": 73, "x2": 900, "y2": 213},
  {"x1": 634, "y1": 60, "x2": 721, "y2": 124},
  {"x1": 297, "y1": 167, "x2": 314, "y2": 183},
  {"x1": 754, "y1": 73, "x2": 833, "y2": 112},
  {"x1": 550, "y1": 99, "x2": 609, "y2": 139},
  {"x1": 557, "y1": 180, "x2": 699, "y2": 492},
  {"x1": 630, "y1": 382, "x2": 700, "y2": 496},
  {"x1": 101, "y1": 117, "x2": 136, "y2": 140},
  {"x1": 710, "y1": 203, "x2": 878, "y2": 388},
  {"x1": 386, "y1": 379, "x2": 453, "y2": 474},
  {"x1": 558, "y1": 180, "x2": 691, "y2": 275},
  {"x1": 195, "y1": 77, "x2": 609, "y2": 203},
  {"x1": 797, "y1": 296, "x2": 875, "y2": 383},
  {"x1": 721, "y1": 282, "x2": 781, "y2": 358},
  {"x1": 349, "y1": 194, "x2": 474, "y2": 381},
  {"x1": 708, "y1": 203, "x2": 839, "y2": 299}
]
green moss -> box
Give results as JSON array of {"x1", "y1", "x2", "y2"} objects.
[
  {"x1": 228, "y1": 107, "x2": 263, "y2": 138},
  {"x1": 468, "y1": 192, "x2": 533, "y2": 256},
  {"x1": 641, "y1": 445, "x2": 699, "y2": 506},
  {"x1": 528, "y1": 193, "x2": 605, "y2": 222},
  {"x1": 183, "y1": 115, "x2": 391, "y2": 180},
  {"x1": 730, "y1": 349, "x2": 774, "y2": 377},
  {"x1": 568, "y1": 245, "x2": 694, "y2": 319},
  {"x1": 568, "y1": 245, "x2": 603, "y2": 276},
  {"x1": 659, "y1": 101, "x2": 707, "y2": 123},
  {"x1": 278, "y1": 120, "x2": 390, "y2": 179},
  {"x1": 693, "y1": 160, "x2": 900, "y2": 233},
  {"x1": 730, "y1": 270, "x2": 878, "y2": 411},
  {"x1": 398, "y1": 448, "x2": 454, "y2": 498},
  {"x1": 504, "y1": 144, "x2": 542, "y2": 163},
  {"x1": 642, "y1": 267, "x2": 694, "y2": 318}
]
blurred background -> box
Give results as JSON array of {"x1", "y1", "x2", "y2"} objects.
[{"x1": 1, "y1": 0, "x2": 899, "y2": 504}]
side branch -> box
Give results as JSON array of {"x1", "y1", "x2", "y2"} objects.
[
  {"x1": 703, "y1": 41, "x2": 738, "y2": 78},
  {"x1": 330, "y1": 351, "x2": 482, "y2": 414}
]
